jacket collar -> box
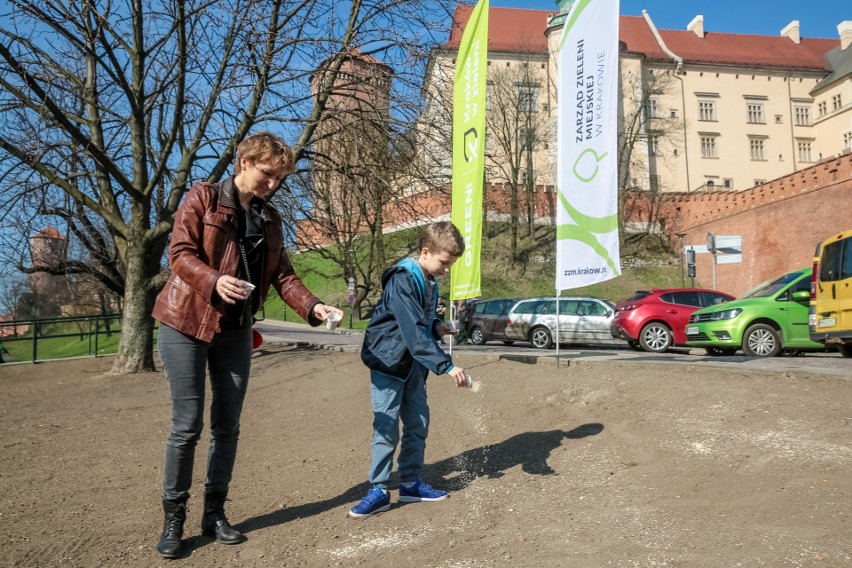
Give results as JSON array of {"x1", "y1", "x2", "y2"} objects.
[
  {"x1": 216, "y1": 176, "x2": 273, "y2": 224},
  {"x1": 217, "y1": 176, "x2": 238, "y2": 212}
]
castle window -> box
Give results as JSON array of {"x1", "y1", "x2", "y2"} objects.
[
  {"x1": 794, "y1": 105, "x2": 811, "y2": 125},
  {"x1": 648, "y1": 134, "x2": 660, "y2": 156},
  {"x1": 698, "y1": 100, "x2": 717, "y2": 121},
  {"x1": 645, "y1": 98, "x2": 658, "y2": 118},
  {"x1": 700, "y1": 135, "x2": 718, "y2": 158},
  {"x1": 746, "y1": 102, "x2": 764, "y2": 124},
  {"x1": 749, "y1": 138, "x2": 765, "y2": 161},
  {"x1": 797, "y1": 140, "x2": 812, "y2": 162},
  {"x1": 517, "y1": 84, "x2": 539, "y2": 113}
]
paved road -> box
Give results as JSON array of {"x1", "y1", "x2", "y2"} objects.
[{"x1": 253, "y1": 319, "x2": 851, "y2": 377}]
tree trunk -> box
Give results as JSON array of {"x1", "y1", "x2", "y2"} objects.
[
  {"x1": 510, "y1": 182, "x2": 519, "y2": 263},
  {"x1": 110, "y1": 241, "x2": 157, "y2": 374}
]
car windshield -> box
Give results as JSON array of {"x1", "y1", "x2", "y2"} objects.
[{"x1": 740, "y1": 271, "x2": 803, "y2": 299}]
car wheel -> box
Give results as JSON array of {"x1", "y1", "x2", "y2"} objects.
[
  {"x1": 705, "y1": 347, "x2": 737, "y2": 356},
  {"x1": 839, "y1": 344, "x2": 852, "y2": 358},
  {"x1": 502, "y1": 340, "x2": 515, "y2": 345},
  {"x1": 742, "y1": 323, "x2": 781, "y2": 357},
  {"x1": 627, "y1": 340, "x2": 642, "y2": 351},
  {"x1": 638, "y1": 322, "x2": 672, "y2": 353},
  {"x1": 469, "y1": 327, "x2": 486, "y2": 345},
  {"x1": 529, "y1": 326, "x2": 553, "y2": 349}
]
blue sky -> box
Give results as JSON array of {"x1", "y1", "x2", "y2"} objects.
[{"x1": 490, "y1": 0, "x2": 850, "y2": 40}]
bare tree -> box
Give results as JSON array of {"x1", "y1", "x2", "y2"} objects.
[
  {"x1": 279, "y1": 90, "x2": 438, "y2": 318},
  {"x1": 0, "y1": 0, "x2": 460, "y2": 373},
  {"x1": 617, "y1": 62, "x2": 683, "y2": 245},
  {"x1": 485, "y1": 48, "x2": 553, "y2": 262}
]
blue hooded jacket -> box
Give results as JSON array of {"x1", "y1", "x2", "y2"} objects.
[{"x1": 361, "y1": 257, "x2": 453, "y2": 380}]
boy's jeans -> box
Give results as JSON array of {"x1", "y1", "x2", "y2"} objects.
[
  {"x1": 368, "y1": 367, "x2": 430, "y2": 488},
  {"x1": 158, "y1": 324, "x2": 252, "y2": 501}
]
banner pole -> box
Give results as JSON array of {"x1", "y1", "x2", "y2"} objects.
[
  {"x1": 555, "y1": 290, "x2": 561, "y2": 367},
  {"x1": 448, "y1": 301, "x2": 455, "y2": 356}
]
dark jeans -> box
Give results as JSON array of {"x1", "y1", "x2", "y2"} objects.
[{"x1": 158, "y1": 324, "x2": 252, "y2": 501}]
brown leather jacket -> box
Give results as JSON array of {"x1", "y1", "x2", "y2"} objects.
[{"x1": 152, "y1": 177, "x2": 321, "y2": 342}]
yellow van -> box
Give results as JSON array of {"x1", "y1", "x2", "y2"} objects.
[{"x1": 810, "y1": 229, "x2": 852, "y2": 357}]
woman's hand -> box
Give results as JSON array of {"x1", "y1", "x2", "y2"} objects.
[
  {"x1": 312, "y1": 304, "x2": 345, "y2": 328},
  {"x1": 438, "y1": 323, "x2": 457, "y2": 337},
  {"x1": 216, "y1": 275, "x2": 252, "y2": 304}
]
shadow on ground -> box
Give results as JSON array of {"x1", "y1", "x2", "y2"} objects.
[{"x1": 236, "y1": 422, "x2": 604, "y2": 538}]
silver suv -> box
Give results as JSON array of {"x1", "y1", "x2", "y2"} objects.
[{"x1": 504, "y1": 297, "x2": 617, "y2": 349}]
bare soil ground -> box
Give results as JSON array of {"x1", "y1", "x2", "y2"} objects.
[{"x1": 1, "y1": 346, "x2": 850, "y2": 568}]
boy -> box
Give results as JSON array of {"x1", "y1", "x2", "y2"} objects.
[{"x1": 350, "y1": 221, "x2": 468, "y2": 517}]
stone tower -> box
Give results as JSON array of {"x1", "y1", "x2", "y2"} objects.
[
  {"x1": 310, "y1": 49, "x2": 394, "y2": 219},
  {"x1": 29, "y1": 226, "x2": 71, "y2": 306}
]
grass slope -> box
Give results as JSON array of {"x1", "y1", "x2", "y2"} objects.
[{"x1": 265, "y1": 223, "x2": 688, "y2": 326}]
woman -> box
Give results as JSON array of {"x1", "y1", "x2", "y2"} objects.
[{"x1": 151, "y1": 132, "x2": 342, "y2": 559}]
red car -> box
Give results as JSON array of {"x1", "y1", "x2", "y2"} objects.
[{"x1": 610, "y1": 288, "x2": 734, "y2": 353}]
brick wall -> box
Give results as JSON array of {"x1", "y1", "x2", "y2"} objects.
[
  {"x1": 645, "y1": 153, "x2": 852, "y2": 295},
  {"x1": 296, "y1": 182, "x2": 558, "y2": 244},
  {"x1": 297, "y1": 153, "x2": 850, "y2": 297}
]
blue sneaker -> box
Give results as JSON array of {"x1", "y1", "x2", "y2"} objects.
[
  {"x1": 349, "y1": 486, "x2": 391, "y2": 518},
  {"x1": 398, "y1": 477, "x2": 448, "y2": 502}
]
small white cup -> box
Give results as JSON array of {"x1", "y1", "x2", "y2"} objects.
[
  {"x1": 326, "y1": 311, "x2": 342, "y2": 330},
  {"x1": 241, "y1": 281, "x2": 255, "y2": 299},
  {"x1": 447, "y1": 319, "x2": 460, "y2": 334},
  {"x1": 463, "y1": 373, "x2": 473, "y2": 388}
]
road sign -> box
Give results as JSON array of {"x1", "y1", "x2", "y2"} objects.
[
  {"x1": 686, "y1": 247, "x2": 696, "y2": 279},
  {"x1": 713, "y1": 236, "x2": 742, "y2": 255},
  {"x1": 716, "y1": 254, "x2": 743, "y2": 265}
]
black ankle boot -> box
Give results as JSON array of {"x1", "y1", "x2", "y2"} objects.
[
  {"x1": 201, "y1": 491, "x2": 245, "y2": 544},
  {"x1": 157, "y1": 498, "x2": 187, "y2": 559}
]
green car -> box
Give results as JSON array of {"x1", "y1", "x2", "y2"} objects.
[{"x1": 685, "y1": 267, "x2": 825, "y2": 357}]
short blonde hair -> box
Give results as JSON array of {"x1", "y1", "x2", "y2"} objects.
[
  {"x1": 235, "y1": 131, "x2": 296, "y2": 175},
  {"x1": 419, "y1": 221, "x2": 465, "y2": 257}
]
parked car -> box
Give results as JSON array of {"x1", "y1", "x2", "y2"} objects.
[
  {"x1": 686, "y1": 267, "x2": 825, "y2": 357},
  {"x1": 467, "y1": 298, "x2": 519, "y2": 345},
  {"x1": 504, "y1": 297, "x2": 617, "y2": 349},
  {"x1": 610, "y1": 288, "x2": 735, "y2": 353},
  {"x1": 809, "y1": 229, "x2": 852, "y2": 358}
]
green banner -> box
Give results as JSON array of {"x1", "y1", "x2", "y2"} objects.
[{"x1": 450, "y1": 0, "x2": 488, "y2": 300}]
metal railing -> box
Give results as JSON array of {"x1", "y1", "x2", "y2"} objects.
[{"x1": 0, "y1": 313, "x2": 123, "y2": 364}]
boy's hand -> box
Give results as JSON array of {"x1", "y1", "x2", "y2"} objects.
[{"x1": 447, "y1": 366, "x2": 467, "y2": 387}]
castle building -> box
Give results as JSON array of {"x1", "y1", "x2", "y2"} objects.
[{"x1": 421, "y1": 3, "x2": 851, "y2": 194}]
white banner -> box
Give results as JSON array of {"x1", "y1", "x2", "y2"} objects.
[{"x1": 555, "y1": 0, "x2": 621, "y2": 291}]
